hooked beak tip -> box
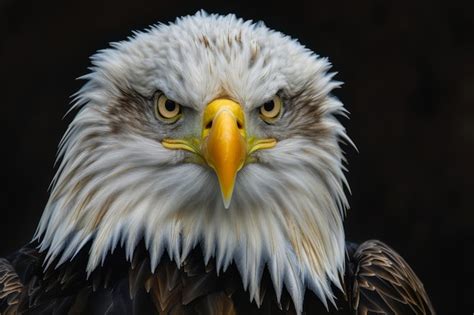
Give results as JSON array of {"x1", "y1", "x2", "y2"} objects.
[{"x1": 223, "y1": 196, "x2": 232, "y2": 209}]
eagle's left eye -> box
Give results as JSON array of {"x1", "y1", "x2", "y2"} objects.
[
  {"x1": 259, "y1": 96, "x2": 283, "y2": 123},
  {"x1": 155, "y1": 94, "x2": 182, "y2": 122}
]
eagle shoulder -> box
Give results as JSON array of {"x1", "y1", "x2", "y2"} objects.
[
  {"x1": 346, "y1": 240, "x2": 435, "y2": 315},
  {"x1": 0, "y1": 257, "x2": 23, "y2": 315}
]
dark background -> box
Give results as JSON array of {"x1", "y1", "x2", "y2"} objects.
[{"x1": 1, "y1": 0, "x2": 472, "y2": 313}]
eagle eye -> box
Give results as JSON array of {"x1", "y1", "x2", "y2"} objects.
[
  {"x1": 154, "y1": 94, "x2": 181, "y2": 122},
  {"x1": 259, "y1": 96, "x2": 283, "y2": 123}
]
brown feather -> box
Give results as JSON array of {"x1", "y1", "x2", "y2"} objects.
[
  {"x1": 148, "y1": 259, "x2": 183, "y2": 313},
  {"x1": 350, "y1": 240, "x2": 435, "y2": 315},
  {"x1": 129, "y1": 257, "x2": 151, "y2": 299},
  {"x1": 194, "y1": 292, "x2": 237, "y2": 315},
  {"x1": 0, "y1": 259, "x2": 23, "y2": 314}
]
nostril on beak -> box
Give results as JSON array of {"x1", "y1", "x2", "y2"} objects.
[
  {"x1": 205, "y1": 111, "x2": 243, "y2": 132},
  {"x1": 236, "y1": 119, "x2": 243, "y2": 130}
]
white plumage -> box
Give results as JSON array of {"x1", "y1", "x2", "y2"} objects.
[{"x1": 34, "y1": 11, "x2": 350, "y2": 313}]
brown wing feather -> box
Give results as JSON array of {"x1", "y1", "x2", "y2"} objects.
[
  {"x1": 147, "y1": 261, "x2": 183, "y2": 313},
  {"x1": 194, "y1": 292, "x2": 237, "y2": 315},
  {"x1": 0, "y1": 258, "x2": 23, "y2": 315},
  {"x1": 146, "y1": 253, "x2": 231, "y2": 314},
  {"x1": 350, "y1": 240, "x2": 435, "y2": 315}
]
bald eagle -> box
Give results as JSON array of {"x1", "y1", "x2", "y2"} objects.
[{"x1": 0, "y1": 12, "x2": 434, "y2": 315}]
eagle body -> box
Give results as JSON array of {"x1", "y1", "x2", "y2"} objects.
[
  {"x1": 1, "y1": 12, "x2": 434, "y2": 314},
  {"x1": 0, "y1": 241, "x2": 432, "y2": 314}
]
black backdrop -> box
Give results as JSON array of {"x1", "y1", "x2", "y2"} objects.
[{"x1": 1, "y1": 0, "x2": 472, "y2": 313}]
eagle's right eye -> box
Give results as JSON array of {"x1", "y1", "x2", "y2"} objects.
[
  {"x1": 155, "y1": 94, "x2": 182, "y2": 122},
  {"x1": 259, "y1": 96, "x2": 283, "y2": 123}
]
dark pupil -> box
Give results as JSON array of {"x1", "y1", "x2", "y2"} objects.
[
  {"x1": 263, "y1": 101, "x2": 275, "y2": 112},
  {"x1": 165, "y1": 100, "x2": 176, "y2": 112}
]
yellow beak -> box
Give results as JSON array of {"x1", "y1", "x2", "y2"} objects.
[
  {"x1": 201, "y1": 99, "x2": 246, "y2": 208},
  {"x1": 161, "y1": 98, "x2": 276, "y2": 209}
]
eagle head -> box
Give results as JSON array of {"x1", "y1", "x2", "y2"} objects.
[{"x1": 35, "y1": 11, "x2": 351, "y2": 312}]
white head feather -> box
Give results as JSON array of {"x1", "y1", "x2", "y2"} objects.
[{"x1": 35, "y1": 11, "x2": 351, "y2": 313}]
